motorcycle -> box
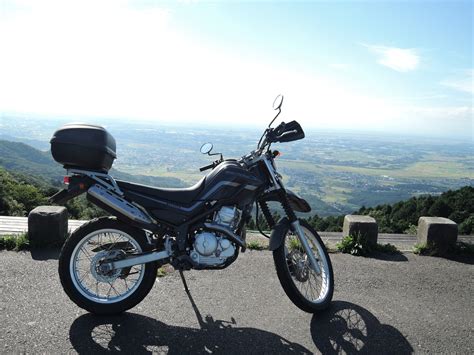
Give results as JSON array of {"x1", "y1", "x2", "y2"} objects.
[{"x1": 50, "y1": 95, "x2": 334, "y2": 315}]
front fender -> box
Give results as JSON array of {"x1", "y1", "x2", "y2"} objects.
[
  {"x1": 260, "y1": 189, "x2": 311, "y2": 213},
  {"x1": 269, "y1": 217, "x2": 291, "y2": 251},
  {"x1": 286, "y1": 190, "x2": 311, "y2": 213}
]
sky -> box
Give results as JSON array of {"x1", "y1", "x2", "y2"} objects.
[{"x1": 0, "y1": 0, "x2": 472, "y2": 139}]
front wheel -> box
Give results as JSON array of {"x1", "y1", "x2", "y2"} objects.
[
  {"x1": 58, "y1": 217, "x2": 158, "y2": 315},
  {"x1": 273, "y1": 219, "x2": 334, "y2": 313}
]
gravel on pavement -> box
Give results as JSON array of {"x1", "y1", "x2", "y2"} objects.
[{"x1": 0, "y1": 249, "x2": 473, "y2": 354}]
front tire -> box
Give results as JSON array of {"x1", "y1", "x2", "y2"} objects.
[
  {"x1": 58, "y1": 217, "x2": 158, "y2": 315},
  {"x1": 273, "y1": 219, "x2": 334, "y2": 313}
]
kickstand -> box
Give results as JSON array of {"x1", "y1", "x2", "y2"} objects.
[
  {"x1": 179, "y1": 270, "x2": 205, "y2": 328},
  {"x1": 179, "y1": 269, "x2": 190, "y2": 293}
]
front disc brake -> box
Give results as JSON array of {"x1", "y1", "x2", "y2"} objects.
[{"x1": 288, "y1": 250, "x2": 310, "y2": 282}]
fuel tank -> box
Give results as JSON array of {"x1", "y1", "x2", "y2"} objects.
[
  {"x1": 148, "y1": 160, "x2": 265, "y2": 225},
  {"x1": 200, "y1": 160, "x2": 265, "y2": 206}
]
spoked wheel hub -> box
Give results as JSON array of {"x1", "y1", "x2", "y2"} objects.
[
  {"x1": 91, "y1": 250, "x2": 126, "y2": 283},
  {"x1": 288, "y1": 250, "x2": 310, "y2": 282}
]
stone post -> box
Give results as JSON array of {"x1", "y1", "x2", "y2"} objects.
[
  {"x1": 417, "y1": 217, "x2": 457, "y2": 255},
  {"x1": 28, "y1": 206, "x2": 68, "y2": 248},
  {"x1": 343, "y1": 215, "x2": 378, "y2": 246}
]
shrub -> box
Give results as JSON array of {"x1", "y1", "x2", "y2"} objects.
[
  {"x1": 452, "y1": 242, "x2": 474, "y2": 256},
  {"x1": 404, "y1": 224, "x2": 418, "y2": 235},
  {"x1": 337, "y1": 233, "x2": 399, "y2": 256},
  {"x1": 336, "y1": 232, "x2": 372, "y2": 256},
  {"x1": 459, "y1": 216, "x2": 474, "y2": 235},
  {"x1": 0, "y1": 233, "x2": 29, "y2": 251}
]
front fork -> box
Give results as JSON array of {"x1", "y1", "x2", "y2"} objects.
[
  {"x1": 259, "y1": 193, "x2": 321, "y2": 274},
  {"x1": 290, "y1": 220, "x2": 321, "y2": 274}
]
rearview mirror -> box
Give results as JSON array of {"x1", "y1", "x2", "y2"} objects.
[
  {"x1": 200, "y1": 142, "x2": 213, "y2": 155},
  {"x1": 273, "y1": 94, "x2": 284, "y2": 110}
]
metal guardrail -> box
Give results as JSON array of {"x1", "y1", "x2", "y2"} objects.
[
  {"x1": 0, "y1": 216, "x2": 87, "y2": 235},
  {"x1": 1, "y1": 216, "x2": 471, "y2": 250}
]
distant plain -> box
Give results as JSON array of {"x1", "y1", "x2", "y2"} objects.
[{"x1": 1, "y1": 116, "x2": 472, "y2": 216}]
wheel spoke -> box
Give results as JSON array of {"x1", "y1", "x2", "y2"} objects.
[
  {"x1": 283, "y1": 224, "x2": 331, "y2": 304},
  {"x1": 70, "y1": 228, "x2": 146, "y2": 304}
]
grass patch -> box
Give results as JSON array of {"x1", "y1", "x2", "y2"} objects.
[
  {"x1": 157, "y1": 264, "x2": 174, "y2": 278},
  {"x1": 413, "y1": 242, "x2": 435, "y2": 256},
  {"x1": 324, "y1": 243, "x2": 339, "y2": 253},
  {"x1": 374, "y1": 243, "x2": 399, "y2": 254},
  {"x1": 247, "y1": 240, "x2": 266, "y2": 251},
  {"x1": 414, "y1": 241, "x2": 474, "y2": 256},
  {"x1": 0, "y1": 233, "x2": 30, "y2": 251},
  {"x1": 288, "y1": 237, "x2": 303, "y2": 252},
  {"x1": 336, "y1": 233, "x2": 399, "y2": 256}
]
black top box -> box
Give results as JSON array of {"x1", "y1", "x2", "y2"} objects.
[{"x1": 50, "y1": 124, "x2": 117, "y2": 172}]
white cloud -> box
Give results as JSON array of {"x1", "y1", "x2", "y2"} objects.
[
  {"x1": 0, "y1": 2, "x2": 470, "y2": 139},
  {"x1": 329, "y1": 63, "x2": 350, "y2": 71},
  {"x1": 441, "y1": 69, "x2": 474, "y2": 94},
  {"x1": 0, "y1": 1, "x2": 399, "y2": 130},
  {"x1": 364, "y1": 44, "x2": 420, "y2": 72}
]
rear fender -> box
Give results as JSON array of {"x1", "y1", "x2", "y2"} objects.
[{"x1": 49, "y1": 175, "x2": 92, "y2": 204}]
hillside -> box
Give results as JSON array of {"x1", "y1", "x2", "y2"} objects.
[
  {"x1": 0, "y1": 140, "x2": 185, "y2": 188},
  {"x1": 0, "y1": 167, "x2": 48, "y2": 217},
  {"x1": 1, "y1": 162, "x2": 472, "y2": 234},
  {"x1": 0, "y1": 139, "x2": 472, "y2": 234},
  {"x1": 305, "y1": 186, "x2": 474, "y2": 235},
  {"x1": 358, "y1": 186, "x2": 474, "y2": 234}
]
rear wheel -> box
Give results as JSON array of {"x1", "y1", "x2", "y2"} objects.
[
  {"x1": 58, "y1": 217, "x2": 157, "y2": 315},
  {"x1": 273, "y1": 219, "x2": 334, "y2": 313}
]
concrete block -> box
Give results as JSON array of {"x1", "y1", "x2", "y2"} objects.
[
  {"x1": 417, "y1": 217, "x2": 457, "y2": 254},
  {"x1": 28, "y1": 206, "x2": 68, "y2": 247},
  {"x1": 343, "y1": 215, "x2": 378, "y2": 246}
]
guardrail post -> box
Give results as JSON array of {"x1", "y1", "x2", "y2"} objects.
[
  {"x1": 417, "y1": 217, "x2": 457, "y2": 255},
  {"x1": 343, "y1": 215, "x2": 378, "y2": 246},
  {"x1": 28, "y1": 206, "x2": 68, "y2": 248}
]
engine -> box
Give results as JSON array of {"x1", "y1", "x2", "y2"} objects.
[{"x1": 189, "y1": 206, "x2": 241, "y2": 267}]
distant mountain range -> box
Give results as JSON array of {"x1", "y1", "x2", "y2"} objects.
[{"x1": 0, "y1": 139, "x2": 185, "y2": 189}]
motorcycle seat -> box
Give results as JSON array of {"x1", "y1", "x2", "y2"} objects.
[{"x1": 116, "y1": 177, "x2": 206, "y2": 205}]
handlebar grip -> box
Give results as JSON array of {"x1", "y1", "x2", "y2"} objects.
[{"x1": 199, "y1": 163, "x2": 215, "y2": 172}]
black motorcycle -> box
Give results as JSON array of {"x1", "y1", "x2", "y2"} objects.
[{"x1": 51, "y1": 95, "x2": 334, "y2": 315}]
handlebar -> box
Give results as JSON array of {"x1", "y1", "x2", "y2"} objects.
[{"x1": 199, "y1": 162, "x2": 215, "y2": 172}]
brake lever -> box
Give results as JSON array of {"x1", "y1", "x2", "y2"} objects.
[{"x1": 275, "y1": 122, "x2": 286, "y2": 135}]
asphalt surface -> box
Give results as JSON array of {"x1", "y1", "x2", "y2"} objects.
[{"x1": 0, "y1": 249, "x2": 473, "y2": 354}]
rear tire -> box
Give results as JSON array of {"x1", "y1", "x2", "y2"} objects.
[
  {"x1": 273, "y1": 219, "x2": 334, "y2": 313},
  {"x1": 58, "y1": 217, "x2": 157, "y2": 315}
]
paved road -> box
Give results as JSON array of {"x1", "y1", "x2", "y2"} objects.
[{"x1": 1, "y1": 249, "x2": 473, "y2": 353}]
